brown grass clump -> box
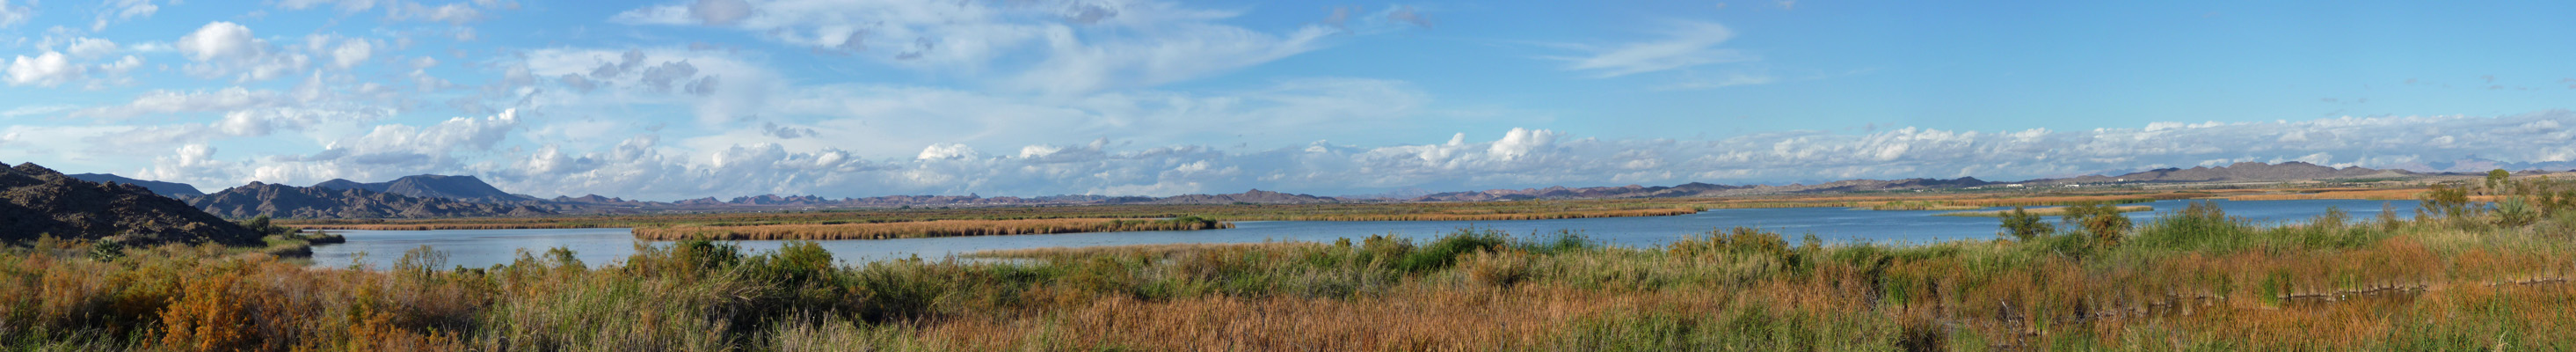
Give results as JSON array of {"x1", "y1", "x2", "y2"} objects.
[{"x1": 632, "y1": 217, "x2": 1233, "y2": 240}]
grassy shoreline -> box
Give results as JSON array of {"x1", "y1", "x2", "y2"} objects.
[{"x1": 10, "y1": 195, "x2": 2576, "y2": 349}]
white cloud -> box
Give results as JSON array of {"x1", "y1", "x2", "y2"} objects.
[
  {"x1": 1555, "y1": 20, "x2": 1753, "y2": 78},
  {"x1": 135, "y1": 144, "x2": 236, "y2": 185},
  {"x1": 391, "y1": 2, "x2": 482, "y2": 24},
  {"x1": 277, "y1": 0, "x2": 380, "y2": 13},
  {"x1": 609, "y1": 0, "x2": 1368, "y2": 95},
  {"x1": 0, "y1": 0, "x2": 32, "y2": 28},
  {"x1": 916, "y1": 143, "x2": 978, "y2": 160},
  {"x1": 66, "y1": 38, "x2": 121, "y2": 58},
  {"x1": 5, "y1": 51, "x2": 85, "y2": 87},
  {"x1": 93, "y1": 0, "x2": 161, "y2": 31},
  {"x1": 0, "y1": 104, "x2": 76, "y2": 118},
  {"x1": 47, "y1": 99, "x2": 2576, "y2": 201},
  {"x1": 178, "y1": 22, "x2": 261, "y2": 62},
  {"x1": 492, "y1": 110, "x2": 2576, "y2": 200},
  {"x1": 176, "y1": 21, "x2": 311, "y2": 81},
  {"x1": 329, "y1": 37, "x2": 374, "y2": 69},
  {"x1": 1008, "y1": 23, "x2": 1334, "y2": 95},
  {"x1": 73, "y1": 87, "x2": 289, "y2": 119}
]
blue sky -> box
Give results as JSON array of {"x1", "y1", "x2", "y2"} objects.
[{"x1": 4, "y1": 0, "x2": 2574, "y2": 200}]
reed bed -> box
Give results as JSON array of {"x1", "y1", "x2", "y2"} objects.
[
  {"x1": 10, "y1": 202, "x2": 2576, "y2": 350},
  {"x1": 33, "y1": 186, "x2": 2576, "y2": 349},
  {"x1": 631, "y1": 217, "x2": 1234, "y2": 240},
  {"x1": 2228, "y1": 187, "x2": 2427, "y2": 201}
]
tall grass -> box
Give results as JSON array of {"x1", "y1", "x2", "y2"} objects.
[{"x1": 9, "y1": 202, "x2": 2576, "y2": 350}]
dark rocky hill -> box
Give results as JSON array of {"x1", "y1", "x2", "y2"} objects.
[
  {"x1": 310, "y1": 174, "x2": 535, "y2": 203},
  {"x1": 2, "y1": 163, "x2": 259, "y2": 246},
  {"x1": 194, "y1": 182, "x2": 555, "y2": 219},
  {"x1": 64, "y1": 173, "x2": 206, "y2": 198}
]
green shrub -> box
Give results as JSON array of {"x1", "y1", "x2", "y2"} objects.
[
  {"x1": 88, "y1": 239, "x2": 125, "y2": 261},
  {"x1": 1394, "y1": 229, "x2": 1509, "y2": 273},
  {"x1": 1997, "y1": 206, "x2": 2053, "y2": 242},
  {"x1": 849, "y1": 261, "x2": 947, "y2": 323}
]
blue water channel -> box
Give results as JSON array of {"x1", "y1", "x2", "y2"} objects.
[{"x1": 309, "y1": 199, "x2": 2422, "y2": 268}]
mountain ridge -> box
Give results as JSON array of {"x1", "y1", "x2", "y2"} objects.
[
  {"x1": 193, "y1": 182, "x2": 557, "y2": 219},
  {"x1": 309, "y1": 174, "x2": 536, "y2": 203},
  {"x1": 2, "y1": 163, "x2": 260, "y2": 246},
  {"x1": 64, "y1": 173, "x2": 207, "y2": 198}
]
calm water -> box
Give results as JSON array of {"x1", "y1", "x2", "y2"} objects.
[{"x1": 309, "y1": 199, "x2": 2420, "y2": 268}]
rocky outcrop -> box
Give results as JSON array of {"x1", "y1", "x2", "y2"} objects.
[
  {"x1": 64, "y1": 173, "x2": 207, "y2": 198},
  {"x1": 193, "y1": 182, "x2": 555, "y2": 219},
  {"x1": 1, "y1": 163, "x2": 259, "y2": 246}
]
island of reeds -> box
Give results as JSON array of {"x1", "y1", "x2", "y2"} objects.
[{"x1": 7, "y1": 177, "x2": 2576, "y2": 350}]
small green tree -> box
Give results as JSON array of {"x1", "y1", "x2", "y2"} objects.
[
  {"x1": 2061, "y1": 203, "x2": 2132, "y2": 248},
  {"x1": 2422, "y1": 183, "x2": 2471, "y2": 219},
  {"x1": 2486, "y1": 169, "x2": 2513, "y2": 194},
  {"x1": 1998, "y1": 206, "x2": 2053, "y2": 241}
]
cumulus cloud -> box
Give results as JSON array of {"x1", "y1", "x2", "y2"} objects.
[
  {"x1": 0, "y1": 0, "x2": 30, "y2": 28},
  {"x1": 328, "y1": 37, "x2": 374, "y2": 69},
  {"x1": 176, "y1": 21, "x2": 311, "y2": 81},
  {"x1": 124, "y1": 106, "x2": 2576, "y2": 202},
  {"x1": 1554, "y1": 20, "x2": 1753, "y2": 78},
  {"x1": 915, "y1": 143, "x2": 977, "y2": 160},
  {"x1": 248, "y1": 109, "x2": 524, "y2": 183},
  {"x1": 5, "y1": 51, "x2": 84, "y2": 87}
]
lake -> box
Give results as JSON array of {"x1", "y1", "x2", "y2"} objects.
[{"x1": 309, "y1": 199, "x2": 2422, "y2": 268}]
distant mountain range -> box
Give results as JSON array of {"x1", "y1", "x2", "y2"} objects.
[
  {"x1": 1, "y1": 163, "x2": 259, "y2": 246},
  {"x1": 2026, "y1": 162, "x2": 2419, "y2": 185},
  {"x1": 45, "y1": 160, "x2": 2558, "y2": 220},
  {"x1": 310, "y1": 175, "x2": 540, "y2": 203},
  {"x1": 65, "y1": 172, "x2": 206, "y2": 197}
]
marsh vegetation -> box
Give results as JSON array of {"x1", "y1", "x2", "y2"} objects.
[{"x1": 8, "y1": 179, "x2": 2567, "y2": 350}]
